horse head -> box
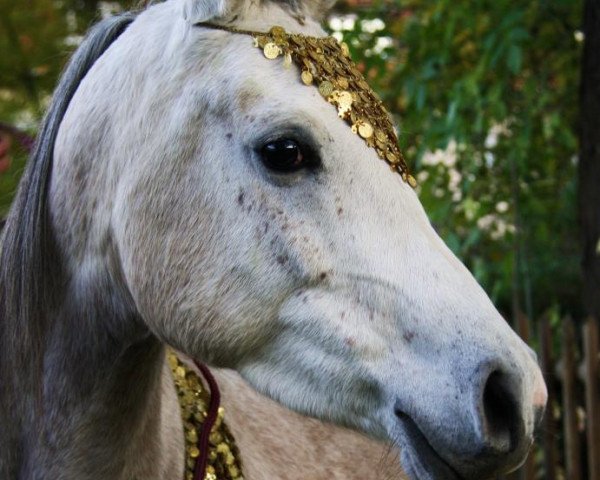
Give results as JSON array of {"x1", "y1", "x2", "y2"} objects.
[{"x1": 2, "y1": 0, "x2": 546, "y2": 478}]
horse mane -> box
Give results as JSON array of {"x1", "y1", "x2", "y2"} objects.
[{"x1": 0, "y1": 11, "x2": 136, "y2": 471}]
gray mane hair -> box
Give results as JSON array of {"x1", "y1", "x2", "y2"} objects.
[{"x1": 0, "y1": 12, "x2": 136, "y2": 476}]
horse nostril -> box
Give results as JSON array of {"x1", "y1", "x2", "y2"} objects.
[{"x1": 482, "y1": 371, "x2": 521, "y2": 453}]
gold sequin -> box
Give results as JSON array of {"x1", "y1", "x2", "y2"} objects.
[{"x1": 168, "y1": 350, "x2": 243, "y2": 480}]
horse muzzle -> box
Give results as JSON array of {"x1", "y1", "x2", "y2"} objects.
[{"x1": 390, "y1": 354, "x2": 547, "y2": 480}]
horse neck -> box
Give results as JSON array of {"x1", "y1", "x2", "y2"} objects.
[{"x1": 4, "y1": 258, "x2": 184, "y2": 479}]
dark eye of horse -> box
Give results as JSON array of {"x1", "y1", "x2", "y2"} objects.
[{"x1": 261, "y1": 139, "x2": 307, "y2": 172}]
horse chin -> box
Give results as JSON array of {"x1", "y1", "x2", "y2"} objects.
[
  {"x1": 392, "y1": 414, "x2": 464, "y2": 480},
  {"x1": 391, "y1": 411, "x2": 528, "y2": 480}
]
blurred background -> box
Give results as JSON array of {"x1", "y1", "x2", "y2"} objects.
[{"x1": 0, "y1": 0, "x2": 598, "y2": 478}]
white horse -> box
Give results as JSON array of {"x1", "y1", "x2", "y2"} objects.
[{"x1": 0, "y1": 0, "x2": 547, "y2": 478}]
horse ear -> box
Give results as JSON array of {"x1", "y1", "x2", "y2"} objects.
[
  {"x1": 180, "y1": 0, "x2": 234, "y2": 23},
  {"x1": 180, "y1": 0, "x2": 337, "y2": 23}
]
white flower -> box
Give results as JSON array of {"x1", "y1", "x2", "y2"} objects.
[{"x1": 495, "y1": 201, "x2": 509, "y2": 213}]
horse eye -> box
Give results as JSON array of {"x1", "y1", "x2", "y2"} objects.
[{"x1": 260, "y1": 139, "x2": 307, "y2": 172}]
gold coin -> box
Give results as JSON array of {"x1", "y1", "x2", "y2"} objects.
[
  {"x1": 340, "y1": 42, "x2": 350, "y2": 56},
  {"x1": 358, "y1": 121, "x2": 374, "y2": 139},
  {"x1": 302, "y1": 58, "x2": 313, "y2": 70},
  {"x1": 263, "y1": 43, "x2": 280, "y2": 59},
  {"x1": 269, "y1": 26, "x2": 286, "y2": 38},
  {"x1": 408, "y1": 174, "x2": 418, "y2": 188},
  {"x1": 318, "y1": 80, "x2": 334, "y2": 97},
  {"x1": 322, "y1": 61, "x2": 334, "y2": 74},
  {"x1": 167, "y1": 353, "x2": 178, "y2": 369},
  {"x1": 375, "y1": 129, "x2": 387, "y2": 142},
  {"x1": 386, "y1": 152, "x2": 399, "y2": 164},
  {"x1": 209, "y1": 431, "x2": 223, "y2": 445},
  {"x1": 186, "y1": 428, "x2": 198, "y2": 443},
  {"x1": 256, "y1": 35, "x2": 269, "y2": 48},
  {"x1": 337, "y1": 105, "x2": 352, "y2": 119},
  {"x1": 337, "y1": 76, "x2": 349, "y2": 89},
  {"x1": 359, "y1": 91, "x2": 371, "y2": 103},
  {"x1": 336, "y1": 90, "x2": 353, "y2": 107},
  {"x1": 216, "y1": 443, "x2": 230, "y2": 453},
  {"x1": 301, "y1": 70, "x2": 313, "y2": 85}
]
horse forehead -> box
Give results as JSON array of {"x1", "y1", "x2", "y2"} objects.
[
  {"x1": 192, "y1": 46, "x2": 325, "y2": 127},
  {"x1": 234, "y1": 79, "x2": 264, "y2": 113}
]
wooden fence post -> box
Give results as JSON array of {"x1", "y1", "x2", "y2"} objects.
[
  {"x1": 539, "y1": 316, "x2": 558, "y2": 480},
  {"x1": 562, "y1": 316, "x2": 582, "y2": 480},
  {"x1": 583, "y1": 317, "x2": 600, "y2": 480}
]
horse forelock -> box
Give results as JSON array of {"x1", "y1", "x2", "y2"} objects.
[{"x1": 0, "y1": 12, "x2": 137, "y2": 470}]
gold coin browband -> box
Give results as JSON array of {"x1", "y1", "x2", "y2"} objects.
[
  {"x1": 168, "y1": 351, "x2": 244, "y2": 480},
  {"x1": 199, "y1": 23, "x2": 416, "y2": 187}
]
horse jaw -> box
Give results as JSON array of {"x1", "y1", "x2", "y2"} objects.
[{"x1": 51, "y1": 1, "x2": 547, "y2": 478}]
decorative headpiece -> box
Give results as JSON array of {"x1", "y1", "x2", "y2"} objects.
[{"x1": 199, "y1": 24, "x2": 416, "y2": 187}]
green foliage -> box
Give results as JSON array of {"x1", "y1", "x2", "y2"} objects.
[
  {"x1": 0, "y1": 0, "x2": 582, "y2": 318},
  {"x1": 0, "y1": 0, "x2": 107, "y2": 121},
  {"x1": 0, "y1": 0, "x2": 123, "y2": 215}
]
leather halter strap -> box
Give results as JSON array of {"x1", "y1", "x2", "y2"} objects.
[{"x1": 192, "y1": 361, "x2": 221, "y2": 480}]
